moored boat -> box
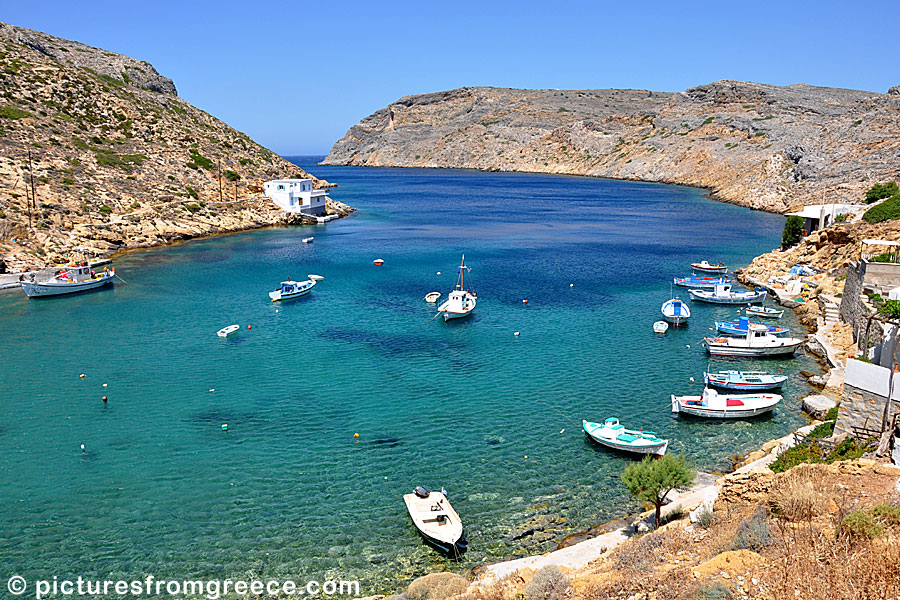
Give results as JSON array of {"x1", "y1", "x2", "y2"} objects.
[
  {"x1": 301, "y1": 237, "x2": 314, "y2": 243},
  {"x1": 424, "y1": 292, "x2": 441, "y2": 303},
  {"x1": 308, "y1": 274, "x2": 324, "y2": 281},
  {"x1": 704, "y1": 370, "x2": 787, "y2": 391},
  {"x1": 703, "y1": 324, "x2": 804, "y2": 357},
  {"x1": 745, "y1": 305, "x2": 784, "y2": 319},
  {"x1": 661, "y1": 297, "x2": 690, "y2": 326},
  {"x1": 691, "y1": 260, "x2": 728, "y2": 274},
  {"x1": 20, "y1": 263, "x2": 115, "y2": 298},
  {"x1": 437, "y1": 255, "x2": 476, "y2": 321},
  {"x1": 403, "y1": 486, "x2": 466, "y2": 555},
  {"x1": 216, "y1": 324, "x2": 240, "y2": 338},
  {"x1": 716, "y1": 317, "x2": 789, "y2": 336},
  {"x1": 653, "y1": 321, "x2": 669, "y2": 334},
  {"x1": 689, "y1": 283, "x2": 766, "y2": 304},
  {"x1": 582, "y1": 418, "x2": 668, "y2": 456},
  {"x1": 671, "y1": 387, "x2": 781, "y2": 418},
  {"x1": 673, "y1": 275, "x2": 729, "y2": 289},
  {"x1": 269, "y1": 278, "x2": 316, "y2": 302}
]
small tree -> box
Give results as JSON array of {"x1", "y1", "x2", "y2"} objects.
[
  {"x1": 865, "y1": 181, "x2": 899, "y2": 203},
  {"x1": 622, "y1": 454, "x2": 695, "y2": 527},
  {"x1": 781, "y1": 215, "x2": 805, "y2": 249}
]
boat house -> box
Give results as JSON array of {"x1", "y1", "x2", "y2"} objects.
[{"x1": 264, "y1": 179, "x2": 328, "y2": 216}]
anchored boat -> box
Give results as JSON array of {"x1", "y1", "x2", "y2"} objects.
[
  {"x1": 689, "y1": 283, "x2": 766, "y2": 304},
  {"x1": 703, "y1": 324, "x2": 804, "y2": 357},
  {"x1": 216, "y1": 324, "x2": 240, "y2": 338},
  {"x1": 437, "y1": 255, "x2": 476, "y2": 321},
  {"x1": 424, "y1": 292, "x2": 441, "y2": 303},
  {"x1": 269, "y1": 278, "x2": 316, "y2": 302},
  {"x1": 661, "y1": 297, "x2": 690, "y2": 326},
  {"x1": 403, "y1": 486, "x2": 466, "y2": 556},
  {"x1": 715, "y1": 317, "x2": 789, "y2": 336},
  {"x1": 20, "y1": 263, "x2": 115, "y2": 298},
  {"x1": 672, "y1": 387, "x2": 781, "y2": 419},
  {"x1": 583, "y1": 418, "x2": 668, "y2": 456},
  {"x1": 653, "y1": 321, "x2": 669, "y2": 334},
  {"x1": 691, "y1": 260, "x2": 728, "y2": 274},
  {"x1": 673, "y1": 275, "x2": 729, "y2": 289},
  {"x1": 745, "y1": 305, "x2": 784, "y2": 319},
  {"x1": 704, "y1": 370, "x2": 787, "y2": 391}
]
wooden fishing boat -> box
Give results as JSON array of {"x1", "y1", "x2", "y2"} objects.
[
  {"x1": 424, "y1": 292, "x2": 441, "y2": 303},
  {"x1": 672, "y1": 387, "x2": 781, "y2": 418},
  {"x1": 20, "y1": 263, "x2": 115, "y2": 297},
  {"x1": 689, "y1": 284, "x2": 766, "y2": 304},
  {"x1": 216, "y1": 324, "x2": 240, "y2": 338},
  {"x1": 703, "y1": 324, "x2": 804, "y2": 357},
  {"x1": 437, "y1": 255, "x2": 476, "y2": 321},
  {"x1": 716, "y1": 317, "x2": 789, "y2": 336},
  {"x1": 745, "y1": 305, "x2": 784, "y2": 319},
  {"x1": 583, "y1": 418, "x2": 668, "y2": 456},
  {"x1": 403, "y1": 486, "x2": 466, "y2": 555},
  {"x1": 653, "y1": 321, "x2": 669, "y2": 334},
  {"x1": 691, "y1": 260, "x2": 728, "y2": 274},
  {"x1": 704, "y1": 370, "x2": 787, "y2": 391},
  {"x1": 673, "y1": 275, "x2": 729, "y2": 289},
  {"x1": 269, "y1": 278, "x2": 316, "y2": 301},
  {"x1": 661, "y1": 297, "x2": 690, "y2": 326}
]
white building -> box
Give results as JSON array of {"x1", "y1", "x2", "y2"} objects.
[
  {"x1": 264, "y1": 179, "x2": 328, "y2": 216},
  {"x1": 786, "y1": 203, "x2": 864, "y2": 235}
]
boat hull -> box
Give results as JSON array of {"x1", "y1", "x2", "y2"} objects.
[
  {"x1": 671, "y1": 393, "x2": 781, "y2": 419},
  {"x1": 703, "y1": 338, "x2": 803, "y2": 357},
  {"x1": 746, "y1": 308, "x2": 784, "y2": 319},
  {"x1": 692, "y1": 266, "x2": 728, "y2": 274},
  {"x1": 704, "y1": 376, "x2": 787, "y2": 391},
  {"x1": 583, "y1": 422, "x2": 668, "y2": 456},
  {"x1": 715, "y1": 322, "x2": 789, "y2": 336},
  {"x1": 20, "y1": 273, "x2": 114, "y2": 297},
  {"x1": 689, "y1": 290, "x2": 767, "y2": 304},
  {"x1": 674, "y1": 278, "x2": 729, "y2": 289},
  {"x1": 403, "y1": 491, "x2": 466, "y2": 556},
  {"x1": 673, "y1": 403, "x2": 777, "y2": 419}
]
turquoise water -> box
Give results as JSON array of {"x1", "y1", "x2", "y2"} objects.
[{"x1": 0, "y1": 159, "x2": 818, "y2": 593}]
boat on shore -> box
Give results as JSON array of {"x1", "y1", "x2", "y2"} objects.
[
  {"x1": 661, "y1": 297, "x2": 690, "y2": 326},
  {"x1": 19, "y1": 263, "x2": 115, "y2": 297},
  {"x1": 672, "y1": 387, "x2": 782, "y2": 418},
  {"x1": 689, "y1": 283, "x2": 766, "y2": 304},
  {"x1": 691, "y1": 261, "x2": 728, "y2": 274},
  {"x1": 653, "y1": 321, "x2": 669, "y2": 334},
  {"x1": 437, "y1": 255, "x2": 476, "y2": 321},
  {"x1": 403, "y1": 486, "x2": 466, "y2": 556},
  {"x1": 703, "y1": 324, "x2": 804, "y2": 357},
  {"x1": 269, "y1": 278, "x2": 316, "y2": 302},
  {"x1": 745, "y1": 305, "x2": 784, "y2": 319},
  {"x1": 583, "y1": 418, "x2": 668, "y2": 456},
  {"x1": 673, "y1": 275, "x2": 729, "y2": 289},
  {"x1": 704, "y1": 370, "x2": 787, "y2": 391},
  {"x1": 715, "y1": 317, "x2": 789, "y2": 336},
  {"x1": 216, "y1": 324, "x2": 240, "y2": 338}
]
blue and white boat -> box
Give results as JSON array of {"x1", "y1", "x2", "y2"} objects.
[
  {"x1": 661, "y1": 297, "x2": 690, "y2": 326},
  {"x1": 689, "y1": 284, "x2": 766, "y2": 304},
  {"x1": 673, "y1": 275, "x2": 729, "y2": 289},
  {"x1": 269, "y1": 278, "x2": 316, "y2": 302},
  {"x1": 745, "y1": 305, "x2": 784, "y2": 319},
  {"x1": 704, "y1": 370, "x2": 787, "y2": 391},
  {"x1": 583, "y1": 418, "x2": 668, "y2": 456},
  {"x1": 716, "y1": 317, "x2": 789, "y2": 336},
  {"x1": 20, "y1": 263, "x2": 115, "y2": 297}
]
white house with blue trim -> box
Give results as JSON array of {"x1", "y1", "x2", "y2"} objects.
[{"x1": 264, "y1": 179, "x2": 328, "y2": 216}]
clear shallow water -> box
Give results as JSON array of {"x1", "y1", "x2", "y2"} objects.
[{"x1": 0, "y1": 158, "x2": 818, "y2": 593}]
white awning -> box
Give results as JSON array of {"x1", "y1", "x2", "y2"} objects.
[{"x1": 862, "y1": 239, "x2": 900, "y2": 247}]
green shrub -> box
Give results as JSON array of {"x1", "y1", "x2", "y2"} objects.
[
  {"x1": 0, "y1": 105, "x2": 32, "y2": 119},
  {"x1": 807, "y1": 420, "x2": 835, "y2": 439},
  {"x1": 781, "y1": 215, "x2": 805, "y2": 249},
  {"x1": 184, "y1": 204, "x2": 201, "y2": 214},
  {"x1": 524, "y1": 566, "x2": 570, "y2": 600},
  {"x1": 98, "y1": 205, "x2": 112, "y2": 216},
  {"x1": 188, "y1": 151, "x2": 213, "y2": 170},
  {"x1": 871, "y1": 504, "x2": 900, "y2": 526},
  {"x1": 695, "y1": 582, "x2": 732, "y2": 600},
  {"x1": 840, "y1": 510, "x2": 883, "y2": 539},
  {"x1": 879, "y1": 299, "x2": 900, "y2": 319},
  {"x1": 865, "y1": 181, "x2": 898, "y2": 203},
  {"x1": 696, "y1": 506, "x2": 716, "y2": 529},
  {"x1": 870, "y1": 251, "x2": 899, "y2": 263},
  {"x1": 224, "y1": 169, "x2": 240, "y2": 182},
  {"x1": 835, "y1": 213, "x2": 848, "y2": 222},
  {"x1": 733, "y1": 507, "x2": 770, "y2": 551},
  {"x1": 824, "y1": 404, "x2": 839, "y2": 421},
  {"x1": 863, "y1": 194, "x2": 900, "y2": 223},
  {"x1": 185, "y1": 186, "x2": 199, "y2": 200}
]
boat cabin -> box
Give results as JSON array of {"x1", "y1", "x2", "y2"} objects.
[
  {"x1": 280, "y1": 280, "x2": 310, "y2": 294},
  {"x1": 61, "y1": 263, "x2": 94, "y2": 282}
]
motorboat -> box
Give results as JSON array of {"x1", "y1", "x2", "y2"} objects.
[
  {"x1": 437, "y1": 255, "x2": 476, "y2": 321},
  {"x1": 308, "y1": 274, "x2": 324, "y2": 281},
  {"x1": 704, "y1": 370, "x2": 787, "y2": 391},
  {"x1": 653, "y1": 321, "x2": 669, "y2": 334},
  {"x1": 661, "y1": 297, "x2": 690, "y2": 326},
  {"x1": 689, "y1": 283, "x2": 766, "y2": 304},
  {"x1": 301, "y1": 237, "x2": 314, "y2": 243},
  {"x1": 691, "y1": 261, "x2": 728, "y2": 274},
  {"x1": 672, "y1": 387, "x2": 781, "y2": 418},
  {"x1": 745, "y1": 305, "x2": 784, "y2": 319},
  {"x1": 716, "y1": 317, "x2": 789, "y2": 336},
  {"x1": 19, "y1": 263, "x2": 115, "y2": 297},
  {"x1": 403, "y1": 486, "x2": 466, "y2": 555},
  {"x1": 216, "y1": 324, "x2": 240, "y2": 338},
  {"x1": 703, "y1": 324, "x2": 804, "y2": 357},
  {"x1": 269, "y1": 278, "x2": 316, "y2": 302},
  {"x1": 673, "y1": 275, "x2": 729, "y2": 289},
  {"x1": 583, "y1": 418, "x2": 668, "y2": 456}
]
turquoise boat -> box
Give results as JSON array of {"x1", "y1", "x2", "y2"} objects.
[{"x1": 582, "y1": 418, "x2": 668, "y2": 456}]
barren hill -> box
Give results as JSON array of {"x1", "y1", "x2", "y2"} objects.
[{"x1": 0, "y1": 22, "x2": 347, "y2": 272}]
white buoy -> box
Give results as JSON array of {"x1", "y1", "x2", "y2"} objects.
[
  {"x1": 209, "y1": 388, "x2": 215, "y2": 392},
  {"x1": 569, "y1": 283, "x2": 574, "y2": 288},
  {"x1": 686, "y1": 344, "x2": 691, "y2": 348},
  {"x1": 436, "y1": 271, "x2": 441, "y2": 275},
  {"x1": 689, "y1": 377, "x2": 695, "y2": 382},
  {"x1": 80, "y1": 444, "x2": 85, "y2": 453},
  {"x1": 514, "y1": 331, "x2": 520, "y2": 336},
  {"x1": 560, "y1": 429, "x2": 565, "y2": 434}
]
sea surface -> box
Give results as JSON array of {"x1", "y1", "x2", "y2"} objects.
[{"x1": 0, "y1": 158, "x2": 819, "y2": 593}]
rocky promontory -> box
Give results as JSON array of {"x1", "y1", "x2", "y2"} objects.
[
  {"x1": 324, "y1": 82, "x2": 900, "y2": 213},
  {"x1": 0, "y1": 22, "x2": 348, "y2": 272}
]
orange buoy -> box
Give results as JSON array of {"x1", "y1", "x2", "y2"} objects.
[
  {"x1": 354, "y1": 432, "x2": 360, "y2": 440},
  {"x1": 247, "y1": 325, "x2": 251, "y2": 330},
  {"x1": 523, "y1": 299, "x2": 528, "y2": 304},
  {"x1": 102, "y1": 396, "x2": 107, "y2": 402}
]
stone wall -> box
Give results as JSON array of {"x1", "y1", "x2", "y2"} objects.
[
  {"x1": 839, "y1": 260, "x2": 885, "y2": 347},
  {"x1": 836, "y1": 384, "x2": 900, "y2": 438}
]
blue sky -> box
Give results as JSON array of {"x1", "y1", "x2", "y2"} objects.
[{"x1": 5, "y1": 1, "x2": 899, "y2": 154}]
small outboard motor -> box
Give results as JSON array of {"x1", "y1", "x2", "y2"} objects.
[
  {"x1": 441, "y1": 487, "x2": 448, "y2": 498},
  {"x1": 414, "y1": 486, "x2": 429, "y2": 498}
]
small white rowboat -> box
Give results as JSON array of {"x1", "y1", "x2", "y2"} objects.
[
  {"x1": 403, "y1": 487, "x2": 466, "y2": 555},
  {"x1": 653, "y1": 321, "x2": 669, "y2": 334},
  {"x1": 308, "y1": 274, "x2": 324, "y2": 281},
  {"x1": 217, "y1": 324, "x2": 240, "y2": 338},
  {"x1": 424, "y1": 292, "x2": 441, "y2": 303}
]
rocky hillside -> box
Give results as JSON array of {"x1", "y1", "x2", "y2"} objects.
[
  {"x1": 0, "y1": 22, "x2": 347, "y2": 272},
  {"x1": 324, "y1": 82, "x2": 900, "y2": 213}
]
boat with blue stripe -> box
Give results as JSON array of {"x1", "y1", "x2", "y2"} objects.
[
  {"x1": 689, "y1": 283, "x2": 766, "y2": 304},
  {"x1": 673, "y1": 274, "x2": 729, "y2": 289},
  {"x1": 582, "y1": 418, "x2": 668, "y2": 456},
  {"x1": 716, "y1": 317, "x2": 789, "y2": 336},
  {"x1": 704, "y1": 370, "x2": 787, "y2": 391}
]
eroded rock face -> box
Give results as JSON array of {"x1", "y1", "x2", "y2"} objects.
[{"x1": 324, "y1": 80, "x2": 900, "y2": 214}]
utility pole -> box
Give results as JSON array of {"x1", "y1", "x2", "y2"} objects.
[
  {"x1": 233, "y1": 181, "x2": 237, "y2": 202},
  {"x1": 27, "y1": 149, "x2": 36, "y2": 229},
  {"x1": 218, "y1": 158, "x2": 223, "y2": 203}
]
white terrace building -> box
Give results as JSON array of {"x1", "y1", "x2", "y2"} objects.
[{"x1": 264, "y1": 179, "x2": 328, "y2": 216}]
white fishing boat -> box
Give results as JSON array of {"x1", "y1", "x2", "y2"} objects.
[
  {"x1": 437, "y1": 255, "x2": 476, "y2": 321},
  {"x1": 703, "y1": 324, "x2": 804, "y2": 357},
  {"x1": 308, "y1": 274, "x2": 324, "y2": 281},
  {"x1": 216, "y1": 324, "x2": 240, "y2": 338},
  {"x1": 403, "y1": 486, "x2": 466, "y2": 555},
  {"x1": 301, "y1": 237, "x2": 314, "y2": 243},
  {"x1": 661, "y1": 297, "x2": 690, "y2": 326},
  {"x1": 424, "y1": 292, "x2": 441, "y2": 303},
  {"x1": 704, "y1": 370, "x2": 787, "y2": 391},
  {"x1": 653, "y1": 321, "x2": 669, "y2": 334},
  {"x1": 583, "y1": 418, "x2": 668, "y2": 456},
  {"x1": 269, "y1": 278, "x2": 316, "y2": 302},
  {"x1": 745, "y1": 305, "x2": 784, "y2": 319},
  {"x1": 691, "y1": 260, "x2": 728, "y2": 274},
  {"x1": 689, "y1": 283, "x2": 766, "y2": 304},
  {"x1": 671, "y1": 387, "x2": 781, "y2": 418},
  {"x1": 19, "y1": 263, "x2": 115, "y2": 297}
]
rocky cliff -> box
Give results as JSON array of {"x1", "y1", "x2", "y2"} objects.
[
  {"x1": 0, "y1": 22, "x2": 348, "y2": 272},
  {"x1": 324, "y1": 82, "x2": 900, "y2": 212}
]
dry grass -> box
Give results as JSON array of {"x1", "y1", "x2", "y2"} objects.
[{"x1": 768, "y1": 464, "x2": 830, "y2": 522}]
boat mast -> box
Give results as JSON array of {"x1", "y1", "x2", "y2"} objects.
[{"x1": 459, "y1": 254, "x2": 465, "y2": 291}]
